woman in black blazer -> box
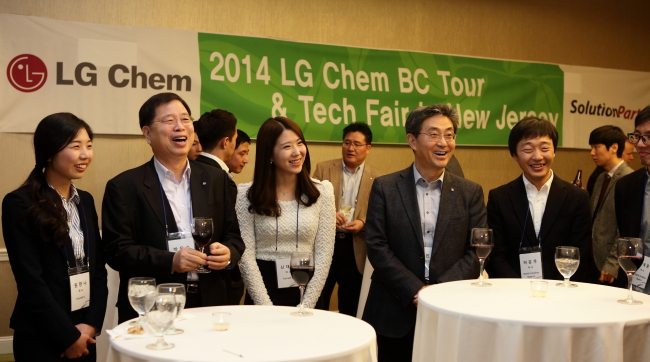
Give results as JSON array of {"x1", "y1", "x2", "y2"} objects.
[{"x1": 2, "y1": 113, "x2": 108, "y2": 361}]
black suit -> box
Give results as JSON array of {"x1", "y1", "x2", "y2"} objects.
[
  {"x1": 195, "y1": 154, "x2": 237, "y2": 199},
  {"x1": 486, "y1": 175, "x2": 592, "y2": 281},
  {"x1": 102, "y1": 158, "x2": 244, "y2": 322},
  {"x1": 615, "y1": 168, "x2": 646, "y2": 240},
  {"x1": 3, "y1": 188, "x2": 108, "y2": 360}
]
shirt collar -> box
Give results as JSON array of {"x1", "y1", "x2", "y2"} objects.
[
  {"x1": 200, "y1": 152, "x2": 231, "y2": 174},
  {"x1": 608, "y1": 160, "x2": 624, "y2": 177},
  {"x1": 153, "y1": 156, "x2": 191, "y2": 184},
  {"x1": 342, "y1": 161, "x2": 365, "y2": 176},
  {"x1": 48, "y1": 183, "x2": 80, "y2": 204},
  {"x1": 522, "y1": 170, "x2": 554, "y2": 192},
  {"x1": 413, "y1": 163, "x2": 444, "y2": 186}
]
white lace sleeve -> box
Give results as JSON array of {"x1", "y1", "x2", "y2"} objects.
[
  {"x1": 302, "y1": 180, "x2": 336, "y2": 308},
  {"x1": 235, "y1": 182, "x2": 273, "y2": 306}
]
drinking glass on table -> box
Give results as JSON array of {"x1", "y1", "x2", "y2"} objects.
[
  {"x1": 471, "y1": 228, "x2": 493, "y2": 287},
  {"x1": 555, "y1": 246, "x2": 580, "y2": 287},
  {"x1": 617, "y1": 237, "x2": 644, "y2": 305},
  {"x1": 145, "y1": 294, "x2": 178, "y2": 350},
  {"x1": 158, "y1": 283, "x2": 186, "y2": 334},
  {"x1": 290, "y1": 251, "x2": 314, "y2": 317},
  {"x1": 127, "y1": 277, "x2": 156, "y2": 326},
  {"x1": 192, "y1": 217, "x2": 213, "y2": 274}
]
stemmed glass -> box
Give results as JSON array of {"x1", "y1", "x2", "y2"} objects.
[
  {"x1": 555, "y1": 246, "x2": 580, "y2": 288},
  {"x1": 290, "y1": 251, "x2": 314, "y2": 317},
  {"x1": 127, "y1": 277, "x2": 156, "y2": 326},
  {"x1": 617, "y1": 237, "x2": 644, "y2": 305},
  {"x1": 470, "y1": 228, "x2": 493, "y2": 287},
  {"x1": 145, "y1": 294, "x2": 178, "y2": 350},
  {"x1": 192, "y1": 217, "x2": 213, "y2": 274},
  {"x1": 158, "y1": 283, "x2": 186, "y2": 334}
]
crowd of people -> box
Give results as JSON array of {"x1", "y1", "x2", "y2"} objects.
[{"x1": 3, "y1": 91, "x2": 650, "y2": 361}]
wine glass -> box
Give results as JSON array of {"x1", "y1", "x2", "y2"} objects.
[
  {"x1": 192, "y1": 217, "x2": 213, "y2": 274},
  {"x1": 290, "y1": 251, "x2": 314, "y2": 317},
  {"x1": 127, "y1": 277, "x2": 156, "y2": 326},
  {"x1": 617, "y1": 237, "x2": 644, "y2": 305},
  {"x1": 471, "y1": 228, "x2": 493, "y2": 287},
  {"x1": 145, "y1": 294, "x2": 178, "y2": 350},
  {"x1": 158, "y1": 283, "x2": 186, "y2": 334},
  {"x1": 555, "y1": 246, "x2": 580, "y2": 287},
  {"x1": 340, "y1": 199, "x2": 353, "y2": 227}
]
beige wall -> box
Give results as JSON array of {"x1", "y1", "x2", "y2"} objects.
[{"x1": 1, "y1": 0, "x2": 649, "y2": 337}]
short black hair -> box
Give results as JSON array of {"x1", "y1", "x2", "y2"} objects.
[
  {"x1": 342, "y1": 122, "x2": 373, "y2": 144},
  {"x1": 405, "y1": 104, "x2": 459, "y2": 135},
  {"x1": 508, "y1": 117, "x2": 558, "y2": 156},
  {"x1": 635, "y1": 105, "x2": 650, "y2": 128},
  {"x1": 139, "y1": 92, "x2": 191, "y2": 128},
  {"x1": 194, "y1": 109, "x2": 237, "y2": 151},
  {"x1": 235, "y1": 129, "x2": 251, "y2": 149},
  {"x1": 589, "y1": 125, "x2": 626, "y2": 158}
]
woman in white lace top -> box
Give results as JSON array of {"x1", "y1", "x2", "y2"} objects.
[{"x1": 236, "y1": 117, "x2": 335, "y2": 309}]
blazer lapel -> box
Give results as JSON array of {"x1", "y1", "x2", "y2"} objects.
[
  {"x1": 330, "y1": 160, "x2": 343, "y2": 211},
  {"x1": 143, "y1": 159, "x2": 168, "y2": 230},
  {"x1": 190, "y1": 162, "x2": 208, "y2": 218},
  {"x1": 431, "y1": 172, "x2": 457, "y2": 256},
  {"x1": 397, "y1": 166, "x2": 424, "y2": 249},
  {"x1": 353, "y1": 163, "x2": 374, "y2": 220},
  {"x1": 539, "y1": 177, "x2": 568, "y2": 242},
  {"x1": 509, "y1": 178, "x2": 538, "y2": 246}
]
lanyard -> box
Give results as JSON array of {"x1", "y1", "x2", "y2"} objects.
[
  {"x1": 519, "y1": 203, "x2": 541, "y2": 250},
  {"x1": 276, "y1": 201, "x2": 300, "y2": 251},
  {"x1": 62, "y1": 199, "x2": 90, "y2": 269},
  {"x1": 158, "y1": 181, "x2": 194, "y2": 236}
]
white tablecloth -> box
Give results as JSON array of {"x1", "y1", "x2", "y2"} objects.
[
  {"x1": 107, "y1": 305, "x2": 377, "y2": 362},
  {"x1": 413, "y1": 278, "x2": 650, "y2": 362}
]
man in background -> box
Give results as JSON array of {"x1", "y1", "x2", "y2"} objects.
[
  {"x1": 225, "y1": 129, "x2": 250, "y2": 175},
  {"x1": 314, "y1": 123, "x2": 382, "y2": 316},
  {"x1": 194, "y1": 109, "x2": 238, "y2": 197},
  {"x1": 588, "y1": 140, "x2": 636, "y2": 195}
]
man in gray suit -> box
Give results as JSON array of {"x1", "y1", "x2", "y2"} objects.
[
  {"x1": 363, "y1": 104, "x2": 485, "y2": 362},
  {"x1": 589, "y1": 125, "x2": 634, "y2": 286}
]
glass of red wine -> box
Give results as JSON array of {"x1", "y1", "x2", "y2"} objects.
[
  {"x1": 617, "y1": 237, "x2": 644, "y2": 305},
  {"x1": 290, "y1": 251, "x2": 314, "y2": 317},
  {"x1": 471, "y1": 228, "x2": 493, "y2": 287},
  {"x1": 192, "y1": 217, "x2": 213, "y2": 274}
]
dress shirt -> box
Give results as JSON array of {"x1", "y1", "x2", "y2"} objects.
[
  {"x1": 413, "y1": 164, "x2": 443, "y2": 280},
  {"x1": 339, "y1": 161, "x2": 365, "y2": 232},
  {"x1": 50, "y1": 183, "x2": 85, "y2": 262},
  {"x1": 200, "y1": 152, "x2": 233, "y2": 179},
  {"x1": 607, "y1": 160, "x2": 624, "y2": 177},
  {"x1": 522, "y1": 171, "x2": 554, "y2": 239},
  {"x1": 153, "y1": 157, "x2": 193, "y2": 233},
  {"x1": 641, "y1": 168, "x2": 650, "y2": 293}
]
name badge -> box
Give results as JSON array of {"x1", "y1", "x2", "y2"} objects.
[
  {"x1": 69, "y1": 271, "x2": 90, "y2": 311},
  {"x1": 632, "y1": 256, "x2": 650, "y2": 291},
  {"x1": 275, "y1": 257, "x2": 297, "y2": 289},
  {"x1": 519, "y1": 252, "x2": 543, "y2": 279},
  {"x1": 167, "y1": 232, "x2": 194, "y2": 253},
  {"x1": 424, "y1": 246, "x2": 433, "y2": 280}
]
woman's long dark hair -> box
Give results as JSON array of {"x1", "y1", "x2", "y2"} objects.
[
  {"x1": 22, "y1": 113, "x2": 93, "y2": 246},
  {"x1": 247, "y1": 117, "x2": 320, "y2": 216}
]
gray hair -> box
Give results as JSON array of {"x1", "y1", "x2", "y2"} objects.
[{"x1": 405, "y1": 104, "x2": 459, "y2": 135}]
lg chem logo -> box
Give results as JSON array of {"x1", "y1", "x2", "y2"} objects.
[{"x1": 7, "y1": 54, "x2": 48, "y2": 92}]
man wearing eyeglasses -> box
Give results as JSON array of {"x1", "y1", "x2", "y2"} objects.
[
  {"x1": 616, "y1": 105, "x2": 650, "y2": 294},
  {"x1": 102, "y1": 92, "x2": 244, "y2": 322},
  {"x1": 312, "y1": 123, "x2": 382, "y2": 316},
  {"x1": 363, "y1": 105, "x2": 485, "y2": 362}
]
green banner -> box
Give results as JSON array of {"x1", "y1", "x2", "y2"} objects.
[{"x1": 198, "y1": 33, "x2": 563, "y2": 145}]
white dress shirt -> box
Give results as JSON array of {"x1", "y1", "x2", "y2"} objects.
[
  {"x1": 522, "y1": 171, "x2": 554, "y2": 238},
  {"x1": 200, "y1": 152, "x2": 233, "y2": 179}
]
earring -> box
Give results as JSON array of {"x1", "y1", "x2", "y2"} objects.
[{"x1": 270, "y1": 160, "x2": 273, "y2": 164}]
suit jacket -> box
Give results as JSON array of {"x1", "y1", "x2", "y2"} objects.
[
  {"x1": 195, "y1": 154, "x2": 237, "y2": 199},
  {"x1": 102, "y1": 158, "x2": 244, "y2": 322},
  {"x1": 313, "y1": 159, "x2": 383, "y2": 273},
  {"x1": 2, "y1": 188, "x2": 108, "y2": 354},
  {"x1": 485, "y1": 175, "x2": 592, "y2": 281},
  {"x1": 362, "y1": 165, "x2": 485, "y2": 338},
  {"x1": 591, "y1": 163, "x2": 633, "y2": 276},
  {"x1": 616, "y1": 167, "x2": 646, "y2": 241}
]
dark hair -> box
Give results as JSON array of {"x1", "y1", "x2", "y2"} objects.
[
  {"x1": 194, "y1": 109, "x2": 237, "y2": 151},
  {"x1": 235, "y1": 129, "x2": 251, "y2": 149},
  {"x1": 635, "y1": 105, "x2": 650, "y2": 128},
  {"x1": 589, "y1": 125, "x2": 626, "y2": 158},
  {"x1": 405, "y1": 104, "x2": 459, "y2": 135},
  {"x1": 22, "y1": 113, "x2": 93, "y2": 247},
  {"x1": 508, "y1": 117, "x2": 558, "y2": 156},
  {"x1": 139, "y1": 92, "x2": 191, "y2": 128},
  {"x1": 343, "y1": 122, "x2": 373, "y2": 144},
  {"x1": 247, "y1": 117, "x2": 320, "y2": 216}
]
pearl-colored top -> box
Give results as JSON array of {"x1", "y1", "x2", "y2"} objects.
[{"x1": 236, "y1": 179, "x2": 336, "y2": 308}]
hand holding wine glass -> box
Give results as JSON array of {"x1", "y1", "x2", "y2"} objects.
[
  {"x1": 158, "y1": 283, "x2": 186, "y2": 334},
  {"x1": 127, "y1": 277, "x2": 156, "y2": 326},
  {"x1": 145, "y1": 294, "x2": 178, "y2": 350},
  {"x1": 192, "y1": 217, "x2": 213, "y2": 274},
  {"x1": 471, "y1": 228, "x2": 493, "y2": 287},
  {"x1": 290, "y1": 251, "x2": 314, "y2": 317},
  {"x1": 617, "y1": 237, "x2": 644, "y2": 305},
  {"x1": 555, "y1": 246, "x2": 580, "y2": 288}
]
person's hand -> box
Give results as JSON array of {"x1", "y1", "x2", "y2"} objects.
[
  {"x1": 335, "y1": 212, "x2": 348, "y2": 228},
  {"x1": 207, "y1": 242, "x2": 231, "y2": 270},
  {"x1": 342, "y1": 220, "x2": 364, "y2": 234},
  {"x1": 598, "y1": 271, "x2": 616, "y2": 284},
  {"x1": 75, "y1": 323, "x2": 96, "y2": 338},
  {"x1": 172, "y1": 247, "x2": 207, "y2": 273},
  {"x1": 412, "y1": 285, "x2": 430, "y2": 306},
  {"x1": 62, "y1": 334, "x2": 95, "y2": 359}
]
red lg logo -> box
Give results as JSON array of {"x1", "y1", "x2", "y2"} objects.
[{"x1": 7, "y1": 54, "x2": 47, "y2": 92}]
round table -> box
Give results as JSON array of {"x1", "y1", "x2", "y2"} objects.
[
  {"x1": 412, "y1": 278, "x2": 650, "y2": 362},
  {"x1": 107, "y1": 305, "x2": 377, "y2": 362}
]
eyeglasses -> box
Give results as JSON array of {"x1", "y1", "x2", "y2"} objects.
[
  {"x1": 153, "y1": 116, "x2": 194, "y2": 127},
  {"x1": 417, "y1": 132, "x2": 456, "y2": 142},
  {"x1": 628, "y1": 133, "x2": 650, "y2": 145},
  {"x1": 343, "y1": 141, "x2": 369, "y2": 148}
]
